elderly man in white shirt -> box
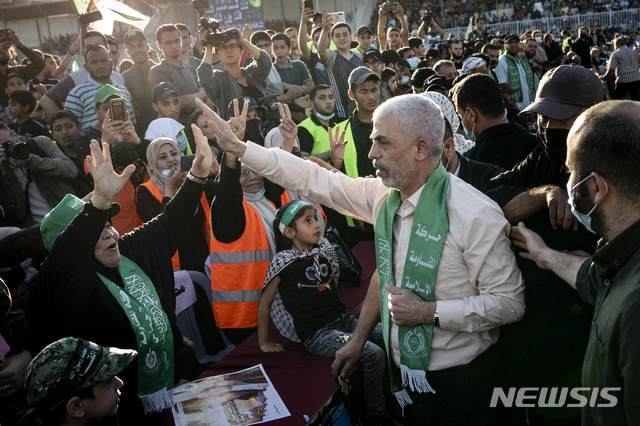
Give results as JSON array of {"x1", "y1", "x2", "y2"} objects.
[{"x1": 196, "y1": 95, "x2": 524, "y2": 425}]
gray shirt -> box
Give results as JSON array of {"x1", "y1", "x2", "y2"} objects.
[
  {"x1": 149, "y1": 59, "x2": 200, "y2": 95},
  {"x1": 197, "y1": 50, "x2": 272, "y2": 113},
  {"x1": 322, "y1": 49, "x2": 362, "y2": 119}
]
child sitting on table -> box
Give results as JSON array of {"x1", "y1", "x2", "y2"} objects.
[{"x1": 258, "y1": 200, "x2": 388, "y2": 425}]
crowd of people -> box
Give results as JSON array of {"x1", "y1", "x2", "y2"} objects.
[{"x1": 0, "y1": 2, "x2": 639, "y2": 426}]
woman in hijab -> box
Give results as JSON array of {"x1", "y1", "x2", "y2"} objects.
[
  {"x1": 136, "y1": 137, "x2": 227, "y2": 357},
  {"x1": 136, "y1": 138, "x2": 215, "y2": 273}
]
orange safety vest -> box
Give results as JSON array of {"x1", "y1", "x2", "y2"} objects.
[
  {"x1": 209, "y1": 198, "x2": 271, "y2": 329},
  {"x1": 137, "y1": 181, "x2": 212, "y2": 270},
  {"x1": 112, "y1": 180, "x2": 141, "y2": 236}
]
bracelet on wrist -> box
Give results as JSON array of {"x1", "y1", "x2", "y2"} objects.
[{"x1": 187, "y1": 171, "x2": 208, "y2": 184}]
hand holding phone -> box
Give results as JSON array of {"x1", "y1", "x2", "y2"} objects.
[{"x1": 109, "y1": 98, "x2": 127, "y2": 123}]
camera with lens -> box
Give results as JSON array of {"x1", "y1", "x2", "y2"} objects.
[
  {"x1": 382, "y1": 1, "x2": 397, "y2": 12},
  {"x1": 199, "y1": 17, "x2": 239, "y2": 48},
  {"x1": 1, "y1": 140, "x2": 30, "y2": 161},
  {"x1": 421, "y1": 11, "x2": 433, "y2": 23}
]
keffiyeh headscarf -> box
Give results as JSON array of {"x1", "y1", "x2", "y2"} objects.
[
  {"x1": 462, "y1": 56, "x2": 487, "y2": 74},
  {"x1": 421, "y1": 92, "x2": 475, "y2": 154},
  {"x1": 146, "y1": 137, "x2": 180, "y2": 196}
]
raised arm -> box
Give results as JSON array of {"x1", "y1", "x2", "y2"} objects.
[
  {"x1": 395, "y1": 4, "x2": 410, "y2": 46},
  {"x1": 298, "y1": 7, "x2": 314, "y2": 61},
  {"x1": 317, "y1": 13, "x2": 333, "y2": 64},
  {"x1": 377, "y1": 7, "x2": 387, "y2": 50},
  {"x1": 51, "y1": 38, "x2": 80, "y2": 78},
  {"x1": 197, "y1": 98, "x2": 382, "y2": 223}
]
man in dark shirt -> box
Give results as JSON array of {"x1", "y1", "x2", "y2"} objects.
[
  {"x1": 486, "y1": 65, "x2": 604, "y2": 426},
  {"x1": 7, "y1": 90, "x2": 51, "y2": 139},
  {"x1": 0, "y1": 29, "x2": 45, "y2": 106},
  {"x1": 511, "y1": 100, "x2": 640, "y2": 426},
  {"x1": 334, "y1": 67, "x2": 379, "y2": 179},
  {"x1": 439, "y1": 119, "x2": 505, "y2": 195},
  {"x1": 572, "y1": 27, "x2": 593, "y2": 69},
  {"x1": 452, "y1": 74, "x2": 537, "y2": 171},
  {"x1": 122, "y1": 30, "x2": 156, "y2": 138}
]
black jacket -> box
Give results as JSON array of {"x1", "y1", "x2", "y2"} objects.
[
  {"x1": 487, "y1": 144, "x2": 598, "y2": 411},
  {"x1": 26, "y1": 178, "x2": 205, "y2": 425},
  {"x1": 456, "y1": 152, "x2": 505, "y2": 195},
  {"x1": 465, "y1": 122, "x2": 538, "y2": 171}
]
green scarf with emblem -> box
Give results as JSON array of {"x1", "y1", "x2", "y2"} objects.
[
  {"x1": 374, "y1": 164, "x2": 449, "y2": 407},
  {"x1": 40, "y1": 194, "x2": 175, "y2": 413}
]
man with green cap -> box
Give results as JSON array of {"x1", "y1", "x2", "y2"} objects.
[
  {"x1": 73, "y1": 84, "x2": 145, "y2": 168},
  {"x1": 24, "y1": 337, "x2": 136, "y2": 426},
  {"x1": 24, "y1": 121, "x2": 215, "y2": 424}
]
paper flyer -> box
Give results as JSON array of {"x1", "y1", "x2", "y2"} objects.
[{"x1": 172, "y1": 364, "x2": 290, "y2": 425}]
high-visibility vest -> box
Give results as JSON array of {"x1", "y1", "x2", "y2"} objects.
[
  {"x1": 137, "y1": 180, "x2": 212, "y2": 270},
  {"x1": 299, "y1": 117, "x2": 331, "y2": 157},
  {"x1": 209, "y1": 198, "x2": 271, "y2": 329},
  {"x1": 334, "y1": 118, "x2": 359, "y2": 179}
]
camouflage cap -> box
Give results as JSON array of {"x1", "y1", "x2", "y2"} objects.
[{"x1": 24, "y1": 337, "x2": 136, "y2": 409}]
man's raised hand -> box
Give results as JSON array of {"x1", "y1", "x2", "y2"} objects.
[
  {"x1": 328, "y1": 126, "x2": 348, "y2": 169},
  {"x1": 228, "y1": 98, "x2": 248, "y2": 141},
  {"x1": 196, "y1": 98, "x2": 248, "y2": 158},
  {"x1": 278, "y1": 102, "x2": 298, "y2": 141}
]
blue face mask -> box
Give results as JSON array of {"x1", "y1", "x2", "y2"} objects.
[
  {"x1": 176, "y1": 133, "x2": 188, "y2": 153},
  {"x1": 566, "y1": 173, "x2": 608, "y2": 233},
  {"x1": 461, "y1": 110, "x2": 477, "y2": 142}
]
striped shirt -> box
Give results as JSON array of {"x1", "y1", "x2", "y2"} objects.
[
  {"x1": 608, "y1": 46, "x2": 640, "y2": 83},
  {"x1": 64, "y1": 77, "x2": 135, "y2": 129}
]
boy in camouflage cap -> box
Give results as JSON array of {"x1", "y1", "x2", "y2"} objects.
[{"x1": 24, "y1": 337, "x2": 136, "y2": 425}]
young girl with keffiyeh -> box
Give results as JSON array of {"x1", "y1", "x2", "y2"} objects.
[{"x1": 257, "y1": 200, "x2": 389, "y2": 424}]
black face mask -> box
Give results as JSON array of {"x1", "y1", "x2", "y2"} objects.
[
  {"x1": 244, "y1": 118, "x2": 264, "y2": 146},
  {"x1": 537, "y1": 127, "x2": 569, "y2": 163},
  {"x1": 580, "y1": 33, "x2": 587, "y2": 39},
  {"x1": 490, "y1": 59, "x2": 498, "y2": 67}
]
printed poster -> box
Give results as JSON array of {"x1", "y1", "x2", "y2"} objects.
[{"x1": 172, "y1": 364, "x2": 290, "y2": 426}]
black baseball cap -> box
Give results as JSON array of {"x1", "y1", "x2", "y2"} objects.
[
  {"x1": 425, "y1": 75, "x2": 451, "y2": 92},
  {"x1": 152, "y1": 82, "x2": 179, "y2": 103},
  {"x1": 504, "y1": 34, "x2": 520, "y2": 43},
  {"x1": 363, "y1": 49, "x2": 383, "y2": 63},
  {"x1": 520, "y1": 65, "x2": 603, "y2": 120}
]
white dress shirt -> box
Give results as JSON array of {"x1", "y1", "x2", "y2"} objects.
[{"x1": 242, "y1": 143, "x2": 525, "y2": 370}]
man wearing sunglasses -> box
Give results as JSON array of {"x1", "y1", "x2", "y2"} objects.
[{"x1": 197, "y1": 27, "x2": 271, "y2": 115}]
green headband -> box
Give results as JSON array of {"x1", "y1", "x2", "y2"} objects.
[
  {"x1": 41, "y1": 194, "x2": 121, "y2": 251},
  {"x1": 278, "y1": 200, "x2": 313, "y2": 233}
]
